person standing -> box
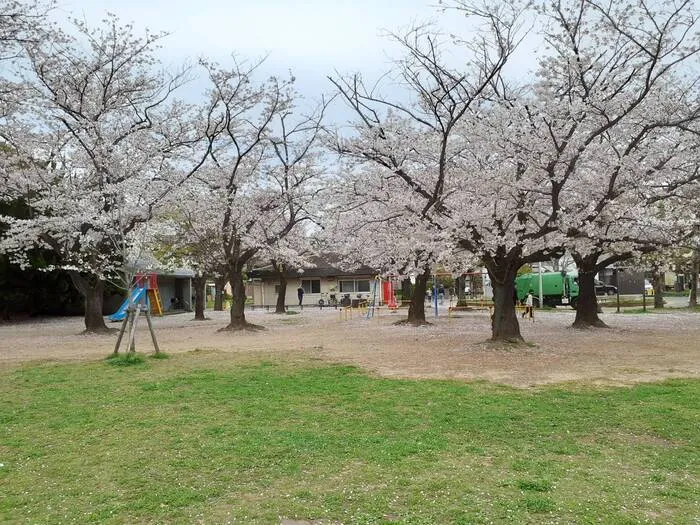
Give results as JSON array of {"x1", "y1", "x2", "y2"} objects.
[
  {"x1": 297, "y1": 285, "x2": 304, "y2": 308},
  {"x1": 522, "y1": 289, "x2": 534, "y2": 321}
]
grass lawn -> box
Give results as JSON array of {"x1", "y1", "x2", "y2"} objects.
[{"x1": 1, "y1": 352, "x2": 698, "y2": 524}]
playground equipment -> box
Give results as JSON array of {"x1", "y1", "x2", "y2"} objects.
[
  {"x1": 366, "y1": 276, "x2": 381, "y2": 319},
  {"x1": 111, "y1": 273, "x2": 163, "y2": 355},
  {"x1": 108, "y1": 287, "x2": 147, "y2": 322},
  {"x1": 109, "y1": 273, "x2": 163, "y2": 322},
  {"x1": 339, "y1": 301, "x2": 368, "y2": 321},
  {"x1": 112, "y1": 299, "x2": 161, "y2": 355},
  {"x1": 382, "y1": 280, "x2": 398, "y2": 310}
]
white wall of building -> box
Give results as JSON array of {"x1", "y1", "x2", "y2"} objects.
[{"x1": 249, "y1": 276, "x2": 387, "y2": 307}]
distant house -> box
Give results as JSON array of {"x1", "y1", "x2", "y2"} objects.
[{"x1": 247, "y1": 258, "x2": 390, "y2": 307}]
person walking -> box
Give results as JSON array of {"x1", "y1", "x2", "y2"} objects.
[
  {"x1": 522, "y1": 289, "x2": 534, "y2": 321},
  {"x1": 297, "y1": 285, "x2": 304, "y2": 308}
]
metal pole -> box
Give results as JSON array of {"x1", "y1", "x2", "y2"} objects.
[
  {"x1": 538, "y1": 262, "x2": 543, "y2": 309},
  {"x1": 433, "y1": 275, "x2": 438, "y2": 318},
  {"x1": 615, "y1": 269, "x2": 620, "y2": 313}
]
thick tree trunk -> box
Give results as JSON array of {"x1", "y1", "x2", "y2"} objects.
[
  {"x1": 229, "y1": 271, "x2": 247, "y2": 327},
  {"x1": 220, "y1": 269, "x2": 263, "y2": 332},
  {"x1": 68, "y1": 271, "x2": 109, "y2": 333},
  {"x1": 570, "y1": 253, "x2": 607, "y2": 329},
  {"x1": 273, "y1": 261, "x2": 287, "y2": 314},
  {"x1": 193, "y1": 275, "x2": 207, "y2": 320},
  {"x1": 396, "y1": 268, "x2": 429, "y2": 325},
  {"x1": 214, "y1": 277, "x2": 226, "y2": 311},
  {"x1": 652, "y1": 267, "x2": 665, "y2": 309},
  {"x1": 485, "y1": 257, "x2": 522, "y2": 342},
  {"x1": 572, "y1": 267, "x2": 607, "y2": 328},
  {"x1": 457, "y1": 275, "x2": 466, "y2": 304}
]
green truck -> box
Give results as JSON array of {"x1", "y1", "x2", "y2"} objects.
[{"x1": 515, "y1": 271, "x2": 579, "y2": 309}]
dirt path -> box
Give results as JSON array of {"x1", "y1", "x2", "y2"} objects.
[{"x1": 1, "y1": 308, "x2": 698, "y2": 387}]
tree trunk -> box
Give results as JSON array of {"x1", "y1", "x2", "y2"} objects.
[
  {"x1": 214, "y1": 277, "x2": 226, "y2": 311},
  {"x1": 572, "y1": 266, "x2": 607, "y2": 328},
  {"x1": 689, "y1": 256, "x2": 698, "y2": 308},
  {"x1": 273, "y1": 260, "x2": 287, "y2": 314},
  {"x1": 68, "y1": 271, "x2": 109, "y2": 333},
  {"x1": 652, "y1": 267, "x2": 665, "y2": 309},
  {"x1": 485, "y1": 258, "x2": 522, "y2": 342},
  {"x1": 193, "y1": 275, "x2": 207, "y2": 320},
  {"x1": 570, "y1": 252, "x2": 607, "y2": 329},
  {"x1": 457, "y1": 275, "x2": 466, "y2": 304},
  {"x1": 221, "y1": 269, "x2": 263, "y2": 331},
  {"x1": 397, "y1": 268, "x2": 429, "y2": 325}
]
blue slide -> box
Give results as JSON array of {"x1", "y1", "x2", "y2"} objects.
[{"x1": 108, "y1": 288, "x2": 148, "y2": 322}]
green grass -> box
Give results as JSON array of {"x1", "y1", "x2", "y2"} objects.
[
  {"x1": 616, "y1": 307, "x2": 653, "y2": 314},
  {"x1": 664, "y1": 291, "x2": 690, "y2": 297},
  {"x1": 614, "y1": 307, "x2": 699, "y2": 314},
  {"x1": 1, "y1": 356, "x2": 698, "y2": 524},
  {"x1": 104, "y1": 352, "x2": 147, "y2": 366}
]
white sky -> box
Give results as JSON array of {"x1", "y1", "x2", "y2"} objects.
[{"x1": 54, "y1": 1, "x2": 542, "y2": 111}]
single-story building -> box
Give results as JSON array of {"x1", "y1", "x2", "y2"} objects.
[
  {"x1": 156, "y1": 268, "x2": 195, "y2": 312},
  {"x1": 118, "y1": 256, "x2": 195, "y2": 314},
  {"x1": 247, "y1": 258, "x2": 393, "y2": 308}
]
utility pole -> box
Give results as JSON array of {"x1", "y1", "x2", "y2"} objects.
[{"x1": 538, "y1": 262, "x2": 543, "y2": 309}]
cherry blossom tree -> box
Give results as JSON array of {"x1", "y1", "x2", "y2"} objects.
[
  {"x1": 266, "y1": 96, "x2": 330, "y2": 313},
  {"x1": 445, "y1": 103, "x2": 567, "y2": 340},
  {"x1": 0, "y1": 1, "x2": 53, "y2": 60},
  {"x1": 0, "y1": 15, "x2": 206, "y2": 332},
  {"x1": 527, "y1": 0, "x2": 700, "y2": 328},
  {"x1": 154, "y1": 204, "x2": 224, "y2": 321},
  {"x1": 331, "y1": 2, "x2": 532, "y2": 332},
  {"x1": 181, "y1": 59, "x2": 327, "y2": 331},
  {"x1": 329, "y1": 2, "x2": 569, "y2": 339},
  {"x1": 322, "y1": 160, "x2": 463, "y2": 325}
]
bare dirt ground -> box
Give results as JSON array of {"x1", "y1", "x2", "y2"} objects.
[{"x1": 1, "y1": 306, "x2": 698, "y2": 387}]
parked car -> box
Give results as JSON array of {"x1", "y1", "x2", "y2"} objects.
[
  {"x1": 644, "y1": 279, "x2": 655, "y2": 296},
  {"x1": 594, "y1": 280, "x2": 617, "y2": 296}
]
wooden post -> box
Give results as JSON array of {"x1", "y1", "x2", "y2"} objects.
[
  {"x1": 144, "y1": 309, "x2": 161, "y2": 354},
  {"x1": 127, "y1": 304, "x2": 142, "y2": 353},
  {"x1": 113, "y1": 312, "x2": 130, "y2": 354}
]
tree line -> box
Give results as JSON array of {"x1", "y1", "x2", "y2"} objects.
[{"x1": 0, "y1": 0, "x2": 698, "y2": 341}]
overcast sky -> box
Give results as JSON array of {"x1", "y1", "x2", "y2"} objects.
[{"x1": 54, "y1": 1, "x2": 541, "y2": 113}]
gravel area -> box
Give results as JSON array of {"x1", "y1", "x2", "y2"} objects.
[{"x1": 1, "y1": 306, "x2": 698, "y2": 387}]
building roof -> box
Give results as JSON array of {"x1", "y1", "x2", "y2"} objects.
[
  {"x1": 249, "y1": 256, "x2": 379, "y2": 280},
  {"x1": 129, "y1": 254, "x2": 195, "y2": 278}
]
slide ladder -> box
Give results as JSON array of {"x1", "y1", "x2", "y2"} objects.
[{"x1": 147, "y1": 288, "x2": 163, "y2": 316}]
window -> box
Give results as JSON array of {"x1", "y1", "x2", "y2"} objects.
[
  {"x1": 339, "y1": 279, "x2": 371, "y2": 293},
  {"x1": 301, "y1": 279, "x2": 320, "y2": 294}
]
